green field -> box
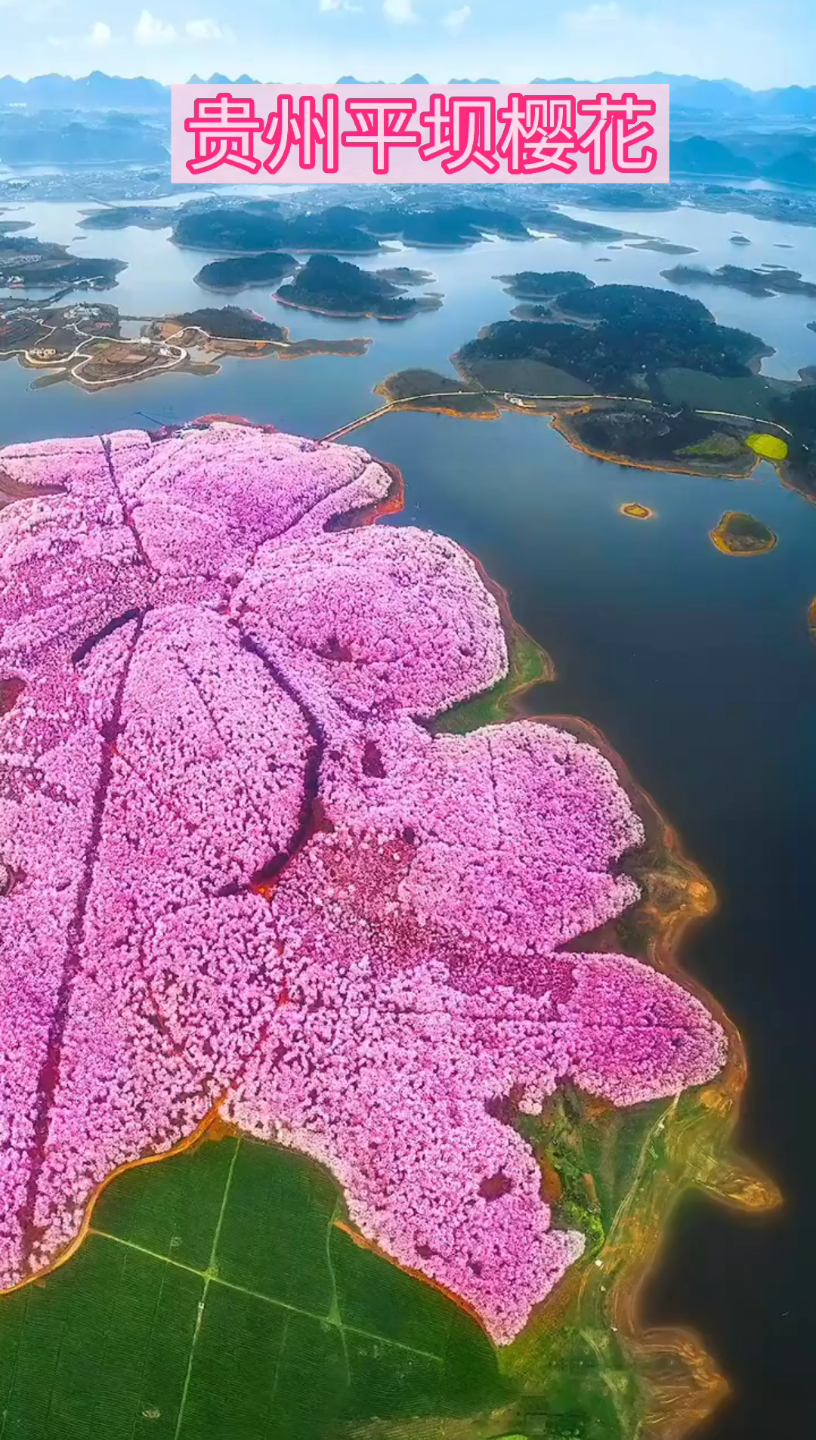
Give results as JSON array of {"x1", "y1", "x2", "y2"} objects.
[{"x1": 0, "y1": 1138, "x2": 508, "y2": 1440}]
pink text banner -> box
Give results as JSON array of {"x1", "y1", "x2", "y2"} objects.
[{"x1": 171, "y1": 84, "x2": 669, "y2": 185}]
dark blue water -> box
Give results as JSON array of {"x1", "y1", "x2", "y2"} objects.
[{"x1": 1, "y1": 199, "x2": 814, "y2": 1439}]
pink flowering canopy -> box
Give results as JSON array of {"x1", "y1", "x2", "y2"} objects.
[{"x1": 0, "y1": 421, "x2": 726, "y2": 1344}]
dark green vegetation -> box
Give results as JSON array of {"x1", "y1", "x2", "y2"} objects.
[
  {"x1": 167, "y1": 308, "x2": 288, "y2": 342},
  {"x1": 457, "y1": 284, "x2": 768, "y2": 397},
  {"x1": 710, "y1": 511, "x2": 778, "y2": 554},
  {"x1": 663, "y1": 263, "x2": 816, "y2": 299},
  {"x1": 172, "y1": 201, "x2": 633, "y2": 258},
  {"x1": 375, "y1": 368, "x2": 499, "y2": 417},
  {"x1": 0, "y1": 1136, "x2": 509, "y2": 1440},
  {"x1": 0, "y1": 234, "x2": 125, "y2": 289},
  {"x1": 79, "y1": 206, "x2": 177, "y2": 231},
  {"x1": 194, "y1": 252, "x2": 299, "y2": 292},
  {"x1": 173, "y1": 204, "x2": 382, "y2": 255},
  {"x1": 275, "y1": 256, "x2": 441, "y2": 320},
  {"x1": 379, "y1": 205, "x2": 531, "y2": 247},
  {"x1": 523, "y1": 209, "x2": 632, "y2": 242},
  {"x1": 497, "y1": 272, "x2": 595, "y2": 301},
  {"x1": 563, "y1": 405, "x2": 756, "y2": 475}
]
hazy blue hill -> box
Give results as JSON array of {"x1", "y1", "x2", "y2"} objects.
[
  {"x1": 760, "y1": 85, "x2": 816, "y2": 117},
  {"x1": 0, "y1": 114, "x2": 168, "y2": 165},
  {"x1": 763, "y1": 150, "x2": 816, "y2": 186},
  {"x1": 670, "y1": 136, "x2": 756, "y2": 177},
  {"x1": 0, "y1": 70, "x2": 167, "y2": 110}
]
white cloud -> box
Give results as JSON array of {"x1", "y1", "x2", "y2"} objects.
[
  {"x1": 134, "y1": 9, "x2": 177, "y2": 45},
  {"x1": 48, "y1": 20, "x2": 113, "y2": 51},
  {"x1": 320, "y1": 0, "x2": 363, "y2": 10},
  {"x1": 89, "y1": 21, "x2": 112, "y2": 47},
  {"x1": 383, "y1": 0, "x2": 418, "y2": 23},
  {"x1": 441, "y1": 4, "x2": 470, "y2": 30},
  {"x1": 185, "y1": 18, "x2": 223, "y2": 40}
]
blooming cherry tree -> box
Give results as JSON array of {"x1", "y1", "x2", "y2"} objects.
[{"x1": 0, "y1": 422, "x2": 725, "y2": 1342}]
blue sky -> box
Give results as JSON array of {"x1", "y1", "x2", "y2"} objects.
[{"x1": 3, "y1": 1, "x2": 814, "y2": 88}]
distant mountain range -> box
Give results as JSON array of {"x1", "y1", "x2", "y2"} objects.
[{"x1": 1, "y1": 70, "x2": 815, "y2": 118}]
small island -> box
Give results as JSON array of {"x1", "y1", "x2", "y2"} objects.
[
  {"x1": 374, "y1": 368, "x2": 499, "y2": 417},
  {"x1": 709, "y1": 511, "x2": 778, "y2": 555},
  {"x1": 373, "y1": 265, "x2": 435, "y2": 287},
  {"x1": 193, "y1": 252, "x2": 299, "y2": 292},
  {"x1": 274, "y1": 255, "x2": 442, "y2": 321},
  {"x1": 662, "y1": 263, "x2": 816, "y2": 300},
  {"x1": 620, "y1": 501, "x2": 655, "y2": 519},
  {"x1": 624, "y1": 238, "x2": 697, "y2": 255},
  {"x1": 78, "y1": 206, "x2": 177, "y2": 232},
  {"x1": 497, "y1": 270, "x2": 596, "y2": 301}
]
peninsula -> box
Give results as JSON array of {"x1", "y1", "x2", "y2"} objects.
[
  {"x1": 0, "y1": 300, "x2": 369, "y2": 390},
  {"x1": 0, "y1": 234, "x2": 125, "y2": 289}
]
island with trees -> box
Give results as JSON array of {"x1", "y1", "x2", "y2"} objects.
[
  {"x1": 370, "y1": 278, "x2": 816, "y2": 498},
  {"x1": 274, "y1": 255, "x2": 442, "y2": 320},
  {"x1": 456, "y1": 283, "x2": 770, "y2": 396},
  {"x1": 193, "y1": 252, "x2": 299, "y2": 292},
  {"x1": 709, "y1": 511, "x2": 778, "y2": 554},
  {"x1": 662, "y1": 263, "x2": 816, "y2": 299}
]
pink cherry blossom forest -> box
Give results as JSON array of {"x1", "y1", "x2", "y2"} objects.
[{"x1": 0, "y1": 419, "x2": 726, "y2": 1344}]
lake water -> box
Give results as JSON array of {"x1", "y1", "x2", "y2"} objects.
[{"x1": 1, "y1": 198, "x2": 814, "y2": 1439}]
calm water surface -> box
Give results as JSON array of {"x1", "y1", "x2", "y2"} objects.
[{"x1": 1, "y1": 200, "x2": 814, "y2": 1438}]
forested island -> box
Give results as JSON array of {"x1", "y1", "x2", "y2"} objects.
[
  {"x1": 172, "y1": 204, "x2": 382, "y2": 255},
  {"x1": 371, "y1": 277, "x2": 816, "y2": 497},
  {"x1": 710, "y1": 511, "x2": 778, "y2": 554},
  {"x1": 663, "y1": 263, "x2": 816, "y2": 298},
  {"x1": 498, "y1": 270, "x2": 596, "y2": 300},
  {"x1": 193, "y1": 252, "x2": 299, "y2": 292},
  {"x1": 274, "y1": 255, "x2": 442, "y2": 320},
  {"x1": 170, "y1": 199, "x2": 646, "y2": 256},
  {"x1": 375, "y1": 368, "x2": 499, "y2": 417},
  {"x1": 456, "y1": 282, "x2": 769, "y2": 395}
]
